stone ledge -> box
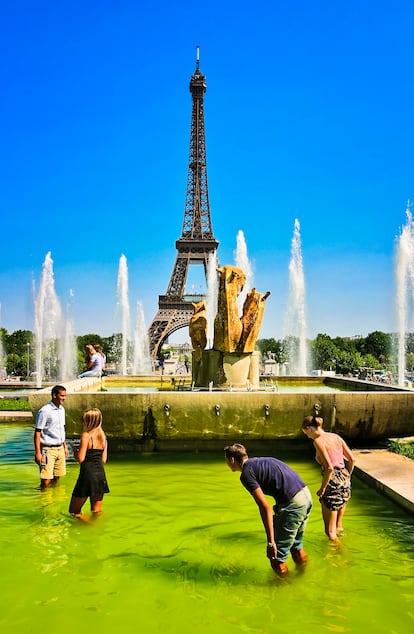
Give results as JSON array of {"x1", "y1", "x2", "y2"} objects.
[
  {"x1": 33, "y1": 377, "x2": 103, "y2": 393},
  {"x1": 0, "y1": 411, "x2": 33, "y2": 423},
  {"x1": 354, "y1": 449, "x2": 414, "y2": 515}
]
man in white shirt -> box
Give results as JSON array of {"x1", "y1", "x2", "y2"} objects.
[{"x1": 34, "y1": 385, "x2": 69, "y2": 489}]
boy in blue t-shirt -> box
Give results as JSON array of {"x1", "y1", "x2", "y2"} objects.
[{"x1": 224, "y1": 443, "x2": 312, "y2": 576}]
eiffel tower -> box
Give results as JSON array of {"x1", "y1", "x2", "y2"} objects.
[{"x1": 148, "y1": 47, "x2": 219, "y2": 358}]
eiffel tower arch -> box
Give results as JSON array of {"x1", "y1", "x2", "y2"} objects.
[{"x1": 148, "y1": 47, "x2": 219, "y2": 359}]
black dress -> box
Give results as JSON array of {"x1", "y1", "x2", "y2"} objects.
[{"x1": 72, "y1": 443, "x2": 110, "y2": 498}]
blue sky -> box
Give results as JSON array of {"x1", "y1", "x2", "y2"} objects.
[{"x1": 1, "y1": 1, "x2": 413, "y2": 343}]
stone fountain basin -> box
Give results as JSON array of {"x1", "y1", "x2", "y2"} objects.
[{"x1": 27, "y1": 376, "x2": 414, "y2": 451}]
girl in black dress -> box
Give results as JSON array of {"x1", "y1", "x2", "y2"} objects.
[{"x1": 69, "y1": 408, "x2": 109, "y2": 518}]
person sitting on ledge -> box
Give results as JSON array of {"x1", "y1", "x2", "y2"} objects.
[
  {"x1": 93, "y1": 344, "x2": 107, "y2": 375},
  {"x1": 78, "y1": 344, "x2": 103, "y2": 378},
  {"x1": 224, "y1": 443, "x2": 312, "y2": 576}
]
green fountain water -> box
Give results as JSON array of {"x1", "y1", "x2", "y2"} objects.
[{"x1": 0, "y1": 424, "x2": 413, "y2": 634}]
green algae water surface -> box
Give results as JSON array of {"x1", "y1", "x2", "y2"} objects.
[{"x1": 0, "y1": 425, "x2": 413, "y2": 634}]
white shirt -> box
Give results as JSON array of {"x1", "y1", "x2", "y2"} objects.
[{"x1": 36, "y1": 401, "x2": 66, "y2": 446}]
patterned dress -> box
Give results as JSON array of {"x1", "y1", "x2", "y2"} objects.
[{"x1": 320, "y1": 443, "x2": 351, "y2": 511}]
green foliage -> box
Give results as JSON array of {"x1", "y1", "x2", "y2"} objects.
[
  {"x1": 76, "y1": 334, "x2": 104, "y2": 352},
  {"x1": 335, "y1": 350, "x2": 363, "y2": 375},
  {"x1": 0, "y1": 327, "x2": 7, "y2": 357},
  {"x1": 76, "y1": 349, "x2": 86, "y2": 374},
  {"x1": 310, "y1": 333, "x2": 337, "y2": 371},
  {"x1": 103, "y1": 334, "x2": 122, "y2": 364},
  {"x1": 362, "y1": 354, "x2": 381, "y2": 370},
  {"x1": 256, "y1": 338, "x2": 286, "y2": 363},
  {"x1": 305, "y1": 331, "x2": 393, "y2": 375},
  {"x1": 3, "y1": 330, "x2": 33, "y2": 355},
  {"x1": 0, "y1": 326, "x2": 403, "y2": 382},
  {"x1": 406, "y1": 352, "x2": 414, "y2": 372},
  {"x1": 406, "y1": 334, "x2": 414, "y2": 354},
  {"x1": 76, "y1": 333, "x2": 120, "y2": 369},
  {"x1": 6, "y1": 353, "x2": 23, "y2": 376},
  {"x1": 359, "y1": 331, "x2": 392, "y2": 363},
  {"x1": 332, "y1": 336, "x2": 355, "y2": 352},
  {"x1": 388, "y1": 440, "x2": 414, "y2": 460},
  {"x1": 0, "y1": 397, "x2": 30, "y2": 411}
]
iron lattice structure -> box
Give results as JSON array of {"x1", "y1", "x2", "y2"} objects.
[{"x1": 148, "y1": 48, "x2": 219, "y2": 358}]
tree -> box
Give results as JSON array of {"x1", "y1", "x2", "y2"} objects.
[
  {"x1": 6, "y1": 353, "x2": 23, "y2": 376},
  {"x1": 311, "y1": 334, "x2": 338, "y2": 371},
  {"x1": 4, "y1": 329, "x2": 33, "y2": 356},
  {"x1": 406, "y1": 352, "x2": 414, "y2": 376},
  {"x1": 76, "y1": 334, "x2": 106, "y2": 372},
  {"x1": 103, "y1": 334, "x2": 122, "y2": 365},
  {"x1": 0, "y1": 327, "x2": 7, "y2": 365},
  {"x1": 332, "y1": 336, "x2": 356, "y2": 353},
  {"x1": 256, "y1": 338, "x2": 285, "y2": 363},
  {"x1": 76, "y1": 334, "x2": 104, "y2": 353},
  {"x1": 406, "y1": 333, "x2": 414, "y2": 354},
  {"x1": 335, "y1": 350, "x2": 364, "y2": 375},
  {"x1": 361, "y1": 331, "x2": 391, "y2": 364},
  {"x1": 1, "y1": 330, "x2": 34, "y2": 378},
  {"x1": 362, "y1": 353, "x2": 381, "y2": 371}
]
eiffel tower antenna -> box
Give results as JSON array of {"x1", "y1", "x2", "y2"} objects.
[{"x1": 148, "y1": 47, "x2": 219, "y2": 358}]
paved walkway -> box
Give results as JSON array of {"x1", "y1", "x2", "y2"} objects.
[
  {"x1": 353, "y1": 449, "x2": 414, "y2": 514},
  {"x1": 0, "y1": 411, "x2": 33, "y2": 423}
]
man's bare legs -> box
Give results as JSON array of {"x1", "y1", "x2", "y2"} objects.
[{"x1": 40, "y1": 476, "x2": 60, "y2": 489}]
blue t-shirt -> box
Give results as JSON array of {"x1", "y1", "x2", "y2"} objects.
[{"x1": 240, "y1": 457, "x2": 305, "y2": 505}]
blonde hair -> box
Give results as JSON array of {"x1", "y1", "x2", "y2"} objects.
[{"x1": 83, "y1": 408, "x2": 103, "y2": 431}]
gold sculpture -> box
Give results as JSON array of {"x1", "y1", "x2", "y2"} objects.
[
  {"x1": 189, "y1": 300, "x2": 208, "y2": 361},
  {"x1": 190, "y1": 265, "x2": 270, "y2": 354}
]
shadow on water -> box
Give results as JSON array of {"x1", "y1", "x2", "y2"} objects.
[{"x1": 0, "y1": 424, "x2": 34, "y2": 463}]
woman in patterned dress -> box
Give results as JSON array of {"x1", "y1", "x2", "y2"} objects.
[{"x1": 302, "y1": 415, "x2": 355, "y2": 541}]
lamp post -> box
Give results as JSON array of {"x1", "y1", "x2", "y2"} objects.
[{"x1": 26, "y1": 342, "x2": 30, "y2": 378}]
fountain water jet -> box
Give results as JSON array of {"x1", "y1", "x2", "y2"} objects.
[
  {"x1": 34, "y1": 252, "x2": 76, "y2": 386},
  {"x1": 116, "y1": 254, "x2": 131, "y2": 375},
  {"x1": 132, "y1": 300, "x2": 152, "y2": 375},
  {"x1": 395, "y1": 202, "x2": 414, "y2": 386},
  {"x1": 206, "y1": 252, "x2": 219, "y2": 348},
  {"x1": 284, "y1": 219, "x2": 308, "y2": 375},
  {"x1": 0, "y1": 304, "x2": 5, "y2": 377},
  {"x1": 235, "y1": 229, "x2": 253, "y2": 313},
  {"x1": 60, "y1": 290, "x2": 76, "y2": 381},
  {"x1": 29, "y1": 249, "x2": 414, "y2": 451}
]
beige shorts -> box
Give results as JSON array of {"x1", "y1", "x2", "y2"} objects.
[{"x1": 40, "y1": 445, "x2": 66, "y2": 480}]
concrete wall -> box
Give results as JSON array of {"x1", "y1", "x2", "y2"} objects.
[{"x1": 28, "y1": 380, "x2": 414, "y2": 451}]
